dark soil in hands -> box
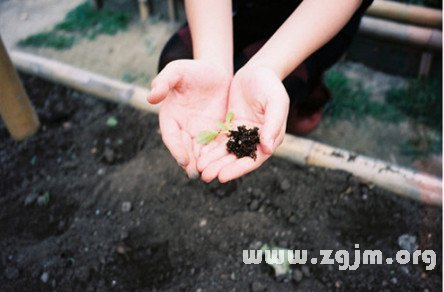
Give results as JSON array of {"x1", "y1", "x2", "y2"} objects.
[
  {"x1": 227, "y1": 126, "x2": 260, "y2": 160},
  {"x1": 0, "y1": 75, "x2": 441, "y2": 291}
]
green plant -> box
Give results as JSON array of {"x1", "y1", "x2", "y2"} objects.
[
  {"x1": 386, "y1": 78, "x2": 442, "y2": 131},
  {"x1": 197, "y1": 112, "x2": 234, "y2": 144},
  {"x1": 18, "y1": 2, "x2": 129, "y2": 50},
  {"x1": 54, "y1": 2, "x2": 129, "y2": 38},
  {"x1": 324, "y1": 70, "x2": 404, "y2": 123},
  {"x1": 18, "y1": 33, "x2": 75, "y2": 50}
]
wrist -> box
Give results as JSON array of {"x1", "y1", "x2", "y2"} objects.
[
  {"x1": 244, "y1": 57, "x2": 289, "y2": 81},
  {"x1": 194, "y1": 52, "x2": 233, "y2": 76},
  {"x1": 195, "y1": 56, "x2": 233, "y2": 77},
  {"x1": 239, "y1": 61, "x2": 283, "y2": 81}
]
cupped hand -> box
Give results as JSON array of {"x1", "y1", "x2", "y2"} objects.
[
  {"x1": 147, "y1": 59, "x2": 231, "y2": 178},
  {"x1": 197, "y1": 65, "x2": 290, "y2": 183}
]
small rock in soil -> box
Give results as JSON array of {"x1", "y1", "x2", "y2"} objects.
[
  {"x1": 4, "y1": 267, "x2": 19, "y2": 280},
  {"x1": 40, "y1": 272, "x2": 49, "y2": 283},
  {"x1": 121, "y1": 201, "x2": 132, "y2": 212},
  {"x1": 251, "y1": 281, "x2": 267, "y2": 292},
  {"x1": 398, "y1": 234, "x2": 417, "y2": 253},
  {"x1": 104, "y1": 146, "x2": 115, "y2": 163},
  {"x1": 252, "y1": 188, "x2": 266, "y2": 200},
  {"x1": 120, "y1": 230, "x2": 129, "y2": 240},
  {"x1": 24, "y1": 192, "x2": 38, "y2": 206},
  {"x1": 199, "y1": 219, "x2": 207, "y2": 227},
  {"x1": 230, "y1": 272, "x2": 236, "y2": 281},
  {"x1": 301, "y1": 266, "x2": 310, "y2": 277},
  {"x1": 280, "y1": 178, "x2": 291, "y2": 191},
  {"x1": 288, "y1": 214, "x2": 298, "y2": 224},
  {"x1": 249, "y1": 199, "x2": 260, "y2": 211},
  {"x1": 293, "y1": 269, "x2": 303, "y2": 283}
]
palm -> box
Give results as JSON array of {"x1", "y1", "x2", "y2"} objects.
[
  {"x1": 149, "y1": 60, "x2": 231, "y2": 177},
  {"x1": 197, "y1": 66, "x2": 289, "y2": 182}
]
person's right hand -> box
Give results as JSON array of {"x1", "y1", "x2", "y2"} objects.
[
  {"x1": 147, "y1": 59, "x2": 231, "y2": 178},
  {"x1": 197, "y1": 65, "x2": 289, "y2": 183}
]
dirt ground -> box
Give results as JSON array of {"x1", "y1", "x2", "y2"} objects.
[{"x1": 0, "y1": 75, "x2": 442, "y2": 291}]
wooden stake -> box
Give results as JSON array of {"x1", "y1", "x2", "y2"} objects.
[
  {"x1": 167, "y1": 0, "x2": 176, "y2": 22},
  {"x1": 0, "y1": 38, "x2": 39, "y2": 140},
  {"x1": 418, "y1": 52, "x2": 433, "y2": 78},
  {"x1": 138, "y1": 0, "x2": 150, "y2": 21}
]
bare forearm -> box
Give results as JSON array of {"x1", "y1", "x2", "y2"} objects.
[
  {"x1": 248, "y1": 0, "x2": 362, "y2": 79},
  {"x1": 185, "y1": 0, "x2": 233, "y2": 74}
]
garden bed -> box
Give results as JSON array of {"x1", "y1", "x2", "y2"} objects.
[{"x1": 0, "y1": 75, "x2": 441, "y2": 291}]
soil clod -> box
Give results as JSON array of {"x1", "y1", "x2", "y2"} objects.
[{"x1": 226, "y1": 126, "x2": 260, "y2": 160}]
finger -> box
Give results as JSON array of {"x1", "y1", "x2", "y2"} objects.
[
  {"x1": 148, "y1": 63, "x2": 183, "y2": 104},
  {"x1": 201, "y1": 155, "x2": 237, "y2": 183},
  {"x1": 197, "y1": 142, "x2": 229, "y2": 172},
  {"x1": 218, "y1": 155, "x2": 268, "y2": 183},
  {"x1": 182, "y1": 131, "x2": 199, "y2": 179},
  {"x1": 261, "y1": 95, "x2": 289, "y2": 154},
  {"x1": 159, "y1": 113, "x2": 189, "y2": 167},
  {"x1": 193, "y1": 141, "x2": 203, "y2": 161},
  {"x1": 200, "y1": 140, "x2": 219, "y2": 157}
]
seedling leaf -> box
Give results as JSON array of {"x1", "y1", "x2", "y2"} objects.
[
  {"x1": 197, "y1": 131, "x2": 218, "y2": 145},
  {"x1": 37, "y1": 191, "x2": 50, "y2": 206},
  {"x1": 225, "y1": 112, "x2": 234, "y2": 124},
  {"x1": 216, "y1": 121, "x2": 229, "y2": 131}
]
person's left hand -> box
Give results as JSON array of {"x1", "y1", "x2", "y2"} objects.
[
  {"x1": 147, "y1": 59, "x2": 231, "y2": 178},
  {"x1": 197, "y1": 65, "x2": 290, "y2": 182}
]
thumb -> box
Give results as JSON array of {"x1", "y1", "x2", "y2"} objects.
[
  {"x1": 147, "y1": 63, "x2": 183, "y2": 104},
  {"x1": 260, "y1": 95, "x2": 289, "y2": 154}
]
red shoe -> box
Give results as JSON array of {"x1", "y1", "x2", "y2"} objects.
[
  {"x1": 286, "y1": 80, "x2": 330, "y2": 135},
  {"x1": 286, "y1": 108, "x2": 323, "y2": 135}
]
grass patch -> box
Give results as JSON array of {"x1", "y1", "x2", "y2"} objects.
[
  {"x1": 387, "y1": 78, "x2": 442, "y2": 157},
  {"x1": 324, "y1": 70, "x2": 442, "y2": 158},
  {"x1": 18, "y1": 2, "x2": 129, "y2": 50},
  {"x1": 121, "y1": 72, "x2": 138, "y2": 83},
  {"x1": 323, "y1": 70, "x2": 404, "y2": 122},
  {"x1": 18, "y1": 33, "x2": 75, "y2": 50},
  {"x1": 386, "y1": 78, "x2": 442, "y2": 131}
]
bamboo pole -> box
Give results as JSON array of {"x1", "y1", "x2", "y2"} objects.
[
  {"x1": 9, "y1": 51, "x2": 442, "y2": 205},
  {"x1": 359, "y1": 16, "x2": 442, "y2": 51},
  {"x1": 10, "y1": 51, "x2": 158, "y2": 114},
  {"x1": 0, "y1": 39, "x2": 39, "y2": 140},
  {"x1": 274, "y1": 136, "x2": 442, "y2": 205},
  {"x1": 366, "y1": 0, "x2": 442, "y2": 28}
]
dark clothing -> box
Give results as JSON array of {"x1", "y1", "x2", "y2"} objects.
[{"x1": 158, "y1": 0, "x2": 373, "y2": 113}]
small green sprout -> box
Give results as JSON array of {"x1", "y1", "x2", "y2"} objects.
[
  {"x1": 197, "y1": 112, "x2": 234, "y2": 145},
  {"x1": 37, "y1": 192, "x2": 50, "y2": 206}
]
